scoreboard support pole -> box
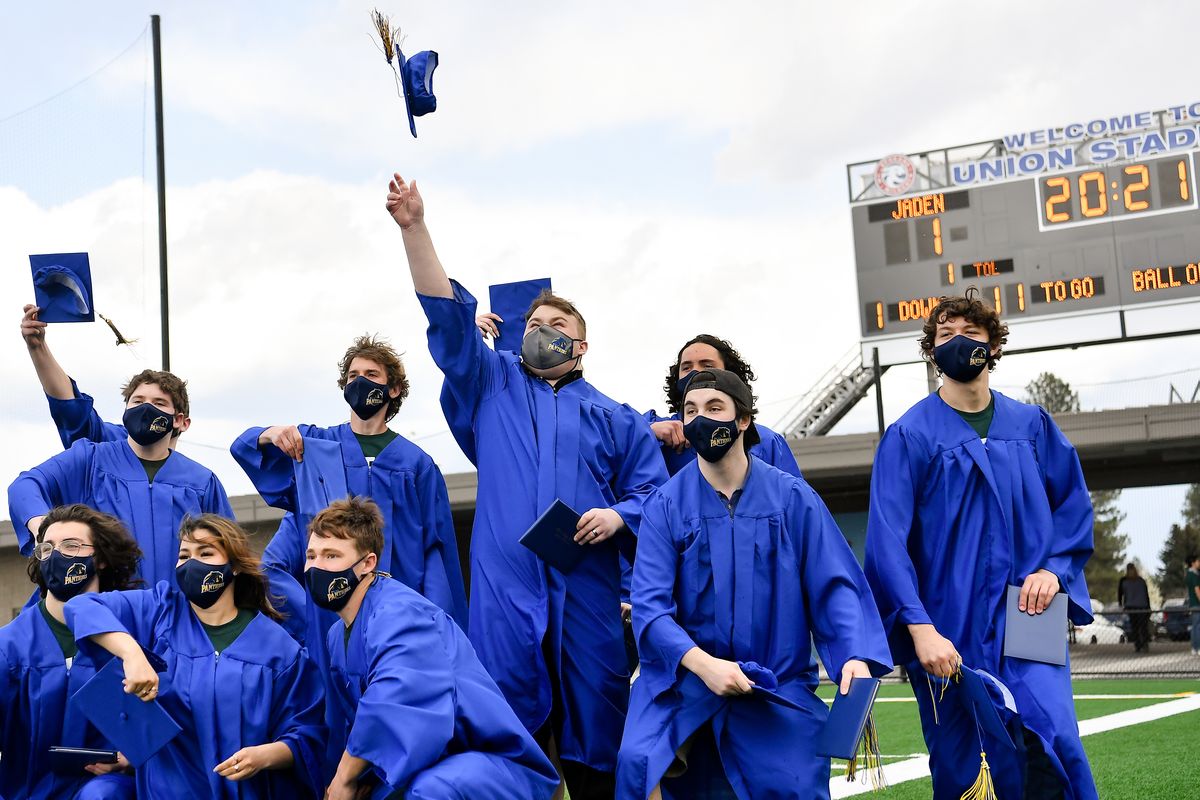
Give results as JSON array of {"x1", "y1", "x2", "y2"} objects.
[{"x1": 872, "y1": 348, "x2": 885, "y2": 436}]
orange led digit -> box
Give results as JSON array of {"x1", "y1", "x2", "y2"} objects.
[
  {"x1": 946, "y1": 263, "x2": 955, "y2": 285},
  {"x1": 1017, "y1": 282, "x2": 1026, "y2": 311},
  {"x1": 1123, "y1": 164, "x2": 1149, "y2": 212},
  {"x1": 932, "y1": 217, "x2": 943, "y2": 256},
  {"x1": 1045, "y1": 177, "x2": 1070, "y2": 223},
  {"x1": 1079, "y1": 171, "x2": 1107, "y2": 218},
  {"x1": 992, "y1": 286, "x2": 1002, "y2": 314},
  {"x1": 1180, "y1": 160, "x2": 1191, "y2": 202},
  {"x1": 875, "y1": 302, "x2": 884, "y2": 329}
]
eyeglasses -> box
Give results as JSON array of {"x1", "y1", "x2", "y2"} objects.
[{"x1": 34, "y1": 539, "x2": 95, "y2": 560}]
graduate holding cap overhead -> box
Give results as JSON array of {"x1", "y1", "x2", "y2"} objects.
[
  {"x1": 388, "y1": 173, "x2": 668, "y2": 798},
  {"x1": 0, "y1": 505, "x2": 142, "y2": 800},
  {"x1": 864, "y1": 288, "x2": 1098, "y2": 799},
  {"x1": 616, "y1": 369, "x2": 891, "y2": 800},
  {"x1": 65, "y1": 514, "x2": 326, "y2": 799}
]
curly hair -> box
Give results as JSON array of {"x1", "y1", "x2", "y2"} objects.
[
  {"x1": 28, "y1": 504, "x2": 144, "y2": 594},
  {"x1": 918, "y1": 287, "x2": 1009, "y2": 369},
  {"x1": 337, "y1": 334, "x2": 410, "y2": 422},
  {"x1": 308, "y1": 496, "x2": 385, "y2": 559},
  {"x1": 664, "y1": 334, "x2": 758, "y2": 414},
  {"x1": 178, "y1": 515, "x2": 283, "y2": 621}
]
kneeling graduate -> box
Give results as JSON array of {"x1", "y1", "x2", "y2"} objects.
[
  {"x1": 306, "y1": 497, "x2": 559, "y2": 800},
  {"x1": 616, "y1": 370, "x2": 892, "y2": 800}
]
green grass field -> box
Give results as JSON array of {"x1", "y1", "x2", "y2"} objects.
[{"x1": 817, "y1": 679, "x2": 1199, "y2": 798}]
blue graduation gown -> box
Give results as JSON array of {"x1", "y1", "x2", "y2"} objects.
[
  {"x1": 65, "y1": 583, "x2": 326, "y2": 799},
  {"x1": 45, "y1": 378, "x2": 127, "y2": 448},
  {"x1": 325, "y1": 576, "x2": 559, "y2": 799},
  {"x1": 0, "y1": 603, "x2": 135, "y2": 800},
  {"x1": 7, "y1": 439, "x2": 234, "y2": 585},
  {"x1": 864, "y1": 390, "x2": 1097, "y2": 800},
  {"x1": 617, "y1": 458, "x2": 892, "y2": 799},
  {"x1": 642, "y1": 411, "x2": 802, "y2": 478},
  {"x1": 230, "y1": 422, "x2": 468, "y2": 627},
  {"x1": 419, "y1": 281, "x2": 669, "y2": 771}
]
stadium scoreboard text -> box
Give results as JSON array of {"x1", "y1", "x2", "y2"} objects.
[{"x1": 850, "y1": 105, "x2": 1200, "y2": 343}]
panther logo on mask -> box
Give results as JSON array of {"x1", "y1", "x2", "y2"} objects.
[
  {"x1": 710, "y1": 427, "x2": 733, "y2": 448},
  {"x1": 64, "y1": 563, "x2": 89, "y2": 585},
  {"x1": 366, "y1": 388, "x2": 385, "y2": 406},
  {"x1": 547, "y1": 336, "x2": 572, "y2": 356},
  {"x1": 969, "y1": 347, "x2": 988, "y2": 367},
  {"x1": 149, "y1": 416, "x2": 170, "y2": 433},
  {"x1": 327, "y1": 577, "x2": 351, "y2": 602},
  {"x1": 201, "y1": 570, "x2": 226, "y2": 593}
]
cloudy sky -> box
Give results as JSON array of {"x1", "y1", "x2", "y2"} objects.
[{"x1": 2, "y1": 1, "x2": 1197, "y2": 573}]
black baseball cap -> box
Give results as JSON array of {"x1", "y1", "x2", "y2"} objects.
[{"x1": 684, "y1": 368, "x2": 760, "y2": 448}]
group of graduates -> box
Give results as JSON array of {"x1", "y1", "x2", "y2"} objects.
[{"x1": 0, "y1": 172, "x2": 1101, "y2": 800}]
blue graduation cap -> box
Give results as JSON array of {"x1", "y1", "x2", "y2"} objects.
[
  {"x1": 71, "y1": 657, "x2": 182, "y2": 767},
  {"x1": 489, "y1": 278, "x2": 552, "y2": 353},
  {"x1": 738, "y1": 661, "x2": 806, "y2": 711},
  {"x1": 395, "y1": 45, "x2": 438, "y2": 138},
  {"x1": 955, "y1": 665, "x2": 1021, "y2": 800},
  {"x1": 30, "y1": 253, "x2": 94, "y2": 323}
]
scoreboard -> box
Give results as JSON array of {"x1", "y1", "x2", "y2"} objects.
[{"x1": 849, "y1": 113, "x2": 1200, "y2": 364}]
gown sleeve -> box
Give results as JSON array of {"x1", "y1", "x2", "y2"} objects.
[
  {"x1": 268, "y1": 645, "x2": 328, "y2": 793},
  {"x1": 345, "y1": 605, "x2": 458, "y2": 791},
  {"x1": 863, "y1": 425, "x2": 931, "y2": 664},
  {"x1": 1036, "y1": 409, "x2": 1095, "y2": 625},
  {"x1": 631, "y1": 493, "x2": 698, "y2": 699},
  {"x1": 263, "y1": 513, "x2": 306, "y2": 579},
  {"x1": 46, "y1": 378, "x2": 126, "y2": 447},
  {"x1": 794, "y1": 484, "x2": 893, "y2": 681},
  {"x1": 64, "y1": 583, "x2": 169, "y2": 653},
  {"x1": 229, "y1": 425, "x2": 320, "y2": 511},
  {"x1": 607, "y1": 406, "x2": 670, "y2": 537},
  {"x1": 762, "y1": 430, "x2": 802, "y2": 478},
  {"x1": 416, "y1": 280, "x2": 505, "y2": 423},
  {"x1": 415, "y1": 458, "x2": 469, "y2": 626},
  {"x1": 7, "y1": 440, "x2": 95, "y2": 555}
]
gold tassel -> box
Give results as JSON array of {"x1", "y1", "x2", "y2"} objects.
[
  {"x1": 99, "y1": 314, "x2": 137, "y2": 346},
  {"x1": 958, "y1": 751, "x2": 997, "y2": 800},
  {"x1": 844, "y1": 712, "x2": 887, "y2": 791},
  {"x1": 371, "y1": 9, "x2": 397, "y2": 63}
]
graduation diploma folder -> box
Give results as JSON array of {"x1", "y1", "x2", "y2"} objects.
[
  {"x1": 519, "y1": 500, "x2": 586, "y2": 573},
  {"x1": 47, "y1": 746, "x2": 119, "y2": 774},
  {"x1": 815, "y1": 677, "x2": 881, "y2": 760},
  {"x1": 1003, "y1": 585, "x2": 1068, "y2": 665},
  {"x1": 72, "y1": 657, "x2": 182, "y2": 768}
]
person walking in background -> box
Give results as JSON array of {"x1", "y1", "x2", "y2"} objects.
[
  {"x1": 1187, "y1": 555, "x2": 1200, "y2": 656},
  {"x1": 1117, "y1": 563, "x2": 1151, "y2": 653}
]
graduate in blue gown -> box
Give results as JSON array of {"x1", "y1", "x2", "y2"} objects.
[
  {"x1": 643, "y1": 334, "x2": 801, "y2": 478},
  {"x1": 65, "y1": 515, "x2": 326, "y2": 799},
  {"x1": 304, "y1": 497, "x2": 559, "y2": 800},
  {"x1": 0, "y1": 505, "x2": 142, "y2": 800},
  {"x1": 230, "y1": 334, "x2": 467, "y2": 627},
  {"x1": 617, "y1": 369, "x2": 891, "y2": 800},
  {"x1": 864, "y1": 291, "x2": 1097, "y2": 800},
  {"x1": 387, "y1": 173, "x2": 669, "y2": 797},
  {"x1": 8, "y1": 369, "x2": 235, "y2": 586}
]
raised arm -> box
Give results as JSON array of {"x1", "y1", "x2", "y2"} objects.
[
  {"x1": 21, "y1": 304, "x2": 74, "y2": 400},
  {"x1": 386, "y1": 173, "x2": 452, "y2": 298}
]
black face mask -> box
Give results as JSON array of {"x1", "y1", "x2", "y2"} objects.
[
  {"x1": 306, "y1": 553, "x2": 369, "y2": 612},
  {"x1": 343, "y1": 376, "x2": 390, "y2": 420},
  {"x1": 123, "y1": 403, "x2": 175, "y2": 446},
  {"x1": 675, "y1": 370, "x2": 698, "y2": 398},
  {"x1": 933, "y1": 335, "x2": 992, "y2": 383},
  {"x1": 683, "y1": 415, "x2": 742, "y2": 463},
  {"x1": 44, "y1": 551, "x2": 95, "y2": 601},
  {"x1": 175, "y1": 559, "x2": 233, "y2": 609},
  {"x1": 521, "y1": 325, "x2": 581, "y2": 371}
]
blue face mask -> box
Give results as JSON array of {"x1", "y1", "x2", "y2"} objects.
[
  {"x1": 343, "y1": 376, "x2": 390, "y2": 420},
  {"x1": 675, "y1": 370, "x2": 698, "y2": 398},
  {"x1": 306, "y1": 553, "x2": 369, "y2": 612},
  {"x1": 683, "y1": 415, "x2": 742, "y2": 463},
  {"x1": 43, "y1": 551, "x2": 95, "y2": 601},
  {"x1": 175, "y1": 559, "x2": 233, "y2": 609},
  {"x1": 122, "y1": 403, "x2": 175, "y2": 446},
  {"x1": 933, "y1": 335, "x2": 992, "y2": 383}
]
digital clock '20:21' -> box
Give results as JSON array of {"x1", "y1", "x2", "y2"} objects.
[{"x1": 1036, "y1": 153, "x2": 1196, "y2": 231}]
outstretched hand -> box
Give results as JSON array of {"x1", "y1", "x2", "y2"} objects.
[
  {"x1": 21, "y1": 304, "x2": 47, "y2": 349},
  {"x1": 386, "y1": 173, "x2": 424, "y2": 229}
]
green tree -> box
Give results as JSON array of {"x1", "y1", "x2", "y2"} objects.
[
  {"x1": 1024, "y1": 373, "x2": 1127, "y2": 602},
  {"x1": 1156, "y1": 485, "x2": 1200, "y2": 599}
]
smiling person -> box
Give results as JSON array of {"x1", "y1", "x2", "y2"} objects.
[
  {"x1": 645, "y1": 334, "x2": 801, "y2": 478},
  {"x1": 616, "y1": 370, "x2": 891, "y2": 799},
  {"x1": 0, "y1": 505, "x2": 142, "y2": 800},
  {"x1": 864, "y1": 288, "x2": 1098, "y2": 800},
  {"x1": 64, "y1": 515, "x2": 326, "y2": 799},
  {"x1": 307, "y1": 497, "x2": 559, "y2": 800},
  {"x1": 230, "y1": 334, "x2": 467, "y2": 629},
  {"x1": 388, "y1": 173, "x2": 668, "y2": 799},
  {"x1": 8, "y1": 370, "x2": 234, "y2": 586}
]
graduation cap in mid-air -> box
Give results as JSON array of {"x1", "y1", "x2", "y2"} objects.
[
  {"x1": 372, "y1": 10, "x2": 439, "y2": 138},
  {"x1": 30, "y1": 252, "x2": 94, "y2": 323}
]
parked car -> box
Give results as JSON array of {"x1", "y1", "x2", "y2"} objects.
[
  {"x1": 1160, "y1": 599, "x2": 1192, "y2": 641},
  {"x1": 1073, "y1": 614, "x2": 1126, "y2": 645}
]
